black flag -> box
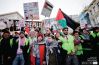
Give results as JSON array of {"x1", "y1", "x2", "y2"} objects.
[{"x1": 62, "y1": 11, "x2": 80, "y2": 30}]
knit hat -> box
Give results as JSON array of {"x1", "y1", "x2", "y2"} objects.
[{"x1": 37, "y1": 33, "x2": 43, "y2": 38}]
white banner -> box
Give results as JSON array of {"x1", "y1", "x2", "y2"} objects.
[
  {"x1": 18, "y1": 19, "x2": 25, "y2": 28},
  {"x1": 24, "y1": 2, "x2": 39, "y2": 20},
  {"x1": 41, "y1": 1, "x2": 53, "y2": 17},
  {"x1": 44, "y1": 18, "x2": 58, "y2": 31}
]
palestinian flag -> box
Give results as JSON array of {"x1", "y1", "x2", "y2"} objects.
[
  {"x1": 55, "y1": 9, "x2": 67, "y2": 28},
  {"x1": 39, "y1": 44, "x2": 46, "y2": 65},
  {"x1": 62, "y1": 11, "x2": 80, "y2": 30}
]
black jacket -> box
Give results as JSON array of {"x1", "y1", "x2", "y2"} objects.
[{"x1": 0, "y1": 36, "x2": 18, "y2": 64}]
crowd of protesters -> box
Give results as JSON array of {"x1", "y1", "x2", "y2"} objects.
[{"x1": 0, "y1": 26, "x2": 99, "y2": 65}]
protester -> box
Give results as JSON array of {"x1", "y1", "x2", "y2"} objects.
[
  {"x1": 0, "y1": 29, "x2": 17, "y2": 65},
  {"x1": 33, "y1": 34, "x2": 46, "y2": 65},
  {"x1": 90, "y1": 27, "x2": 99, "y2": 61},
  {"x1": 73, "y1": 31, "x2": 83, "y2": 65},
  {"x1": 80, "y1": 28, "x2": 92, "y2": 61},
  {"x1": 0, "y1": 24, "x2": 99, "y2": 65},
  {"x1": 54, "y1": 33, "x2": 64, "y2": 65},
  {"x1": 13, "y1": 32, "x2": 19, "y2": 40},
  {"x1": 12, "y1": 31, "x2": 30, "y2": 65},
  {"x1": 28, "y1": 31, "x2": 37, "y2": 65},
  {"x1": 44, "y1": 28, "x2": 53, "y2": 37},
  {"x1": 45, "y1": 35, "x2": 59, "y2": 65},
  {"x1": 56, "y1": 28, "x2": 79, "y2": 65}
]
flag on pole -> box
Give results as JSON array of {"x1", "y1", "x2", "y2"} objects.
[
  {"x1": 62, "y1": 11, "x2": 80, "y2": 30},
  {"x1": 41, "y1": 0, "x2": 53, "y2": 17},
  {"x1": 55, "y1": 9, "x2": 67, "y2": 28},
  {"x1": 25, "y1": 24, "x2": 30, "y2": 34}
]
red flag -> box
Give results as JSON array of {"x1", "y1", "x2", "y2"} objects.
[
  {"x1": 55, "y1": 9, "x2": 67, "y2": 28},
  {"x1": 39, "y1": 45, "x2": 45, "y2": 65},
  {"x1": 55, "y1": 9, "x2": 64, "y2": 21},
  {"x1": 25, "y1": 25, "x2": 30, "y2": 34}
]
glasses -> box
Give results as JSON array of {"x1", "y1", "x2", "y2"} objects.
[{"x1": 64, "y1": 30, "x2": 68, "y2": 31}]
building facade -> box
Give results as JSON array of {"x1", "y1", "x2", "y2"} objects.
[
  {"x1": 69, "y1": 15, "x2": 80, "y2": 23},
  {"x1": 0, "y1": 12, "x2": 47, "y2": 32},
  {"x1": 80, "y1": 0, "x2": 99, "y2": 28},
  {"x1": 0, "y1": 12, "x2": 23, "y2": 31},
  {"x1": 25, "y1": 20, "x2": 43, "y2": 29}
]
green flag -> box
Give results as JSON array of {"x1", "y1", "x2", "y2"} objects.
[{"x1": 56, "y1": 9, "x2": 67, "y2": 28}]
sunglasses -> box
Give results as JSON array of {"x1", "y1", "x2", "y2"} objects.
[{"x1": 64, "y1": 30, "x2": 68, "y2": 31}]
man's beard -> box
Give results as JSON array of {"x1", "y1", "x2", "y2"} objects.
[{"x1": 64, "y1": 33, "x2": 68, "y2": 35}]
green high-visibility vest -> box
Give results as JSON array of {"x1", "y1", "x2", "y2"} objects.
[
  {"x1": 80, "y1": 35, "x2": 84, "y2": 39},
  {"x1": 80, "y1": 35, "x2": 91, "y2": 51},
  {"x1": 10, "y1": 38, "x2": 13, "y2": 47},
  {"x1": 59, "y1": 35, "x2": 75, "y2": 54},
  {"x1": 97, "y1": 32, "x2": 99, "y2": 37},
  {"x1": 16, "y1": 38, "x2": 29, "y2": 46},
  {"x1": 0, "y1": 38, "x2": 2, "y2": 42},
  {"x1": 0, "y1": 38, "x2": 3, "y2": 45},
  {"x1": 97, "y1": 32, "x2": 99, "y2": 45},
  {"x1": 91, "y1": 33, "x2": 96, "y2": 38},
  {"x1": 0, "y1": 38, "x2": 13, "y2": 47},
  {"x1": 75, "y1": 44, "x2": 83, "y2": 55},
  {"x1": 25, "y1": 38, "x2": 29, "y2": 46}
]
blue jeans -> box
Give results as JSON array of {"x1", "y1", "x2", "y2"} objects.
[
  {"x1": 12, "y1": 54, "x2": 25, "y2": 65},
  {"x1": 36, "y1": 58, "x2": 40, "y2": 65},
  {"x1": 66, "y1": 54, "x2": 79, "y2": 65}
]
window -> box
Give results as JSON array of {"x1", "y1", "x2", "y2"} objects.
[
  {"x1": 97, "y1": 16, "x2": 99, "y2": 23},
  {"x1": 93, "y1": 6, "x2": 95, "y2": 12},
  {"x1": 86, "y1": 13, "x2": 91, "y2": 25},
  {"x1": 97, "y1": 2, "x2": 99, "y2": 7},
  {"x1": 90, "y1": 10, "x2": 92, "y2": 15}
]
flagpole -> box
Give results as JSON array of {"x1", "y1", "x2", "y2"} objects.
[{"x1": 31, "y1": 15, "x2": 34, "y2": 31}]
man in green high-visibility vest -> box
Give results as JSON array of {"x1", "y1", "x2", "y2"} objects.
[
  {"x1": 56, "y1": 28, "x2": 79, "y2": 65},
  {"x1": 80, "y1": 28, "x2": 92, "y2": 61},
  {"x1": 0, "y1": 29, "x2": 17, "y2": 65},
  {"x1": 12, "y1": 31, "x2": 30, "y2": 65},
  {"x1": 90, "y1": 27, "x2": 99, "y2": 62}
]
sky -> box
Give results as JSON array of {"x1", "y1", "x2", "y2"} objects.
[{"x1": 0, "y1": 0, "x2": 93, "y2": 19}]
